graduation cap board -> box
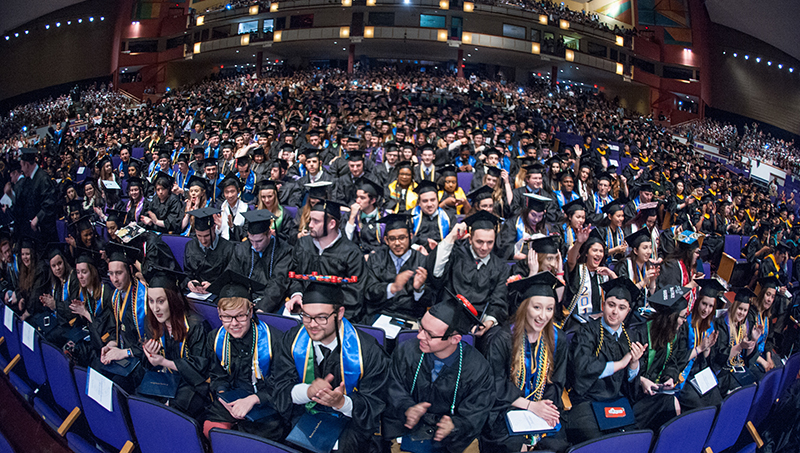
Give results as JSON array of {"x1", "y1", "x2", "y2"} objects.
[
  {"x1": 524, "y1": 193, "x2": 551, "y2": 212},
  {"x1": 463, "y1": 210, "x2": 501, "y2": 231},
  {"x1": 601, "y1": 277, "x2": 641, "y2": 303},
  {"x1": 75, "y1": 247, "x2": 102, "y2": 266},
  {"x1": 380, "y1": 213, "x2": 412, "y2": 233},
  {"x1": 526, "y1": 234, "x2": 560, "y2": 254},
  {"x1": 507, "y1": 271, "x2": 564, "y2": 303},
  {"x1": 147, "y1": 265, "x2": 186, "y2": 291},
  {"x1": 207, "y1": 270, "x2": 266, "y2": 300},
  {"x1": 648, "y1": 285, "x2": 690, "y2": 314},
  {"x1": 466, "y1": 185, "x2": 493, "y2": 204},
  {"x1": 106, "y1": 242, "x2": 141, "y2": 265},
  {"x1": 241, "y1": 209, "x2": 275, "y2": 235},
  {"x1": 188, "y1": 207, "x2": 220, "y2": 232},
  {"x1": 624, "y1": 228, "x2": 652, "y2": 249}
]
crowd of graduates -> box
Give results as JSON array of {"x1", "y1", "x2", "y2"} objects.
[{"x1": 0, "y1": 68, "x2": 798, "y2": 453}]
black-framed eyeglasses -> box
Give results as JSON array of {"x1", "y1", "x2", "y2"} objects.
[
  {"x1": 418, "y1": 325, "x2": 447, "y2": 340},
  {"x1": 219, "y1": 309, "x2": 251, "y2": 323},
  {"x1": 300, "y1": 311, "x2": 336, "y2": 326},
  {"x1": 386, "y1": 235, "x2": 410, "y2": 243}
]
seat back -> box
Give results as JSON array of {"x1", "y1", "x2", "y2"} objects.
[
  {"x1": 161, "y1": 235, "x2": 191, "y2": 270},
  {"x1": 704, "y1": 384, "x2": 757, "y2": 453},
  {"x1": 194, "y1": 302, "x2": 222, "y2": 330},
  {"x1": 56, "y1": 220, "x2": 67, "y2": 242},
  {"x1": 651, "y1": 407, "x2": 716, "y2": 453},
  {"x1": 131, "y1": 147, "x2": 145, "y2": 159},
  {"x1": 457, "y1": 172, "x2": 473, "y2": 193},
  {"x1": 18, "y1": 323, "x2": 47, "y2": 386},
  {"x1": 567, "y1": 429, "x2": 653, "y2": 453},
  {"x1": 2, "y1": 311, "x2": 21, "y2": 359},
  {"x1": 41, "y1": 342, "x2": 82, "y2": 414},
  {"x1": 355, "y1": 324, "x2": 385, "y2": 346},
  {"x1": 209, "y1": 427, "x2": 301, "y2": 453},
  {"x1": 724, "y1": 234, "x2": 743, "y2": 257},
  {"x1": 779, "y1": 353, "x2": 800, "y2": 399},
  {"x1": 257, "y1": 313, "x2": 300, "y2": 333},
  {"x1": 127, "y1": 396, "x2": 204, "y2": 453},
  {"x1": 73, "y1": 367, "x2": 135, "y2": 451},
  {"x1": 284, "y1": 206, "x2": 298, "y2": 219},
  {"x1": 748, "y1": 367, "x2": 783, "y2": 428}
]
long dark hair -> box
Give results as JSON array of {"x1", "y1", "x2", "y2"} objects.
[
  {"x1": 146, "y1": 286, "x2": 190, "y2": 343},
  {"x1": 650, "y1": 310, "x2": 681, "y2": 350}
]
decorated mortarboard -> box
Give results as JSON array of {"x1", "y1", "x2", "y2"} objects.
[
  {"x1": 526, "y1": 234, "x2": 560, "y2": 254},
  {"x1": 562, "y1": 199, "x2": 586, "y2": 215},
  {"x1": 188, "y1": 207, "x2": 221, "y2": 232},
  {"x1": 310, "y1": 199, "x2": 345, "y2": 219},
  {"x1": 601, "y1": 198, "x2": 627, "y2": 214},
  {"x1": 356, "y1": 177, "x2": 383, "y2": 198},
  {"x1": 146, "y1": 265, "x2": 186, "y2": 291},
  {"x1": 439, "y1": 164, "x2": 457, "y2": 177},
  {"x1": 299, "y1": 280, "x2": 351, "y2": 305},
  {"x1": 625, "y1": 228, "x2": 652, "y2": 249},
  {"x1": 219, "y1": 172, "x2": 240, "y2": 189},
  {"x1": 241, "y1": 209, "x2": 275, "y2": 235},
  {"x1": 601, "y1": 277, "x2": 642, "y2": 303},
  {"x1": 508, "y1": 271, "x2": 564, "y2": 302},
  {"x1": 466, "y1": 185, "x2": 493, "y2": 204},
  {"x1": 208, "y1": 270, "x2": 266, "y2": 300},
  {"x1": 463, "y1": 210, "x2": 501, "y2": 231},
  {"x1": 637, "y1": 201, "x2": 659, "y2": 217},
  {"x1": 305, "y1": 180, "x2": 333, "y2": 199},
  {"x1": 648, "y1": 285, "x2": 689, "y2": 313},
  {"x1": 413, "y1": 180, "x2": 440, "y2": 195},
  {"x1": 429, "y1": 290, "x2": 483, "y2": 337},
  {"x1": 379, "y1": 213, "x2": 412, "y2": 232},
  {"x1": 105, "y1": 242, "x2": 141, "y2": 265},
  {"x1": 75, "y1": 247, "x2": 102, "y2": 265},
  {"x1": 523, "y1": 193, "x2": 551, "y2": 211},
  {"x1": 676, "y1": 231, "x2": 703, "y2": 250}
]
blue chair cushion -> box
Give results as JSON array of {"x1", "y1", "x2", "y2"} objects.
[
  {"x1": 33, "y1": 396, "x2": 64, "y2": 432},
  {"x1": 8, "y1": 372, "x2": 33, "y2": 400},
  {"x1": 66, "y1": 432, "x2": 104, "y2": 453}
]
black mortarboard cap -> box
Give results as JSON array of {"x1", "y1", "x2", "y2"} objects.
[
  {"x1": 127, "y1": 176, "x2": 145, "y2": 189},
  {"x1": 146, "y1": 265, "x2": 186, "y2": 291},
  {"x1": 508, "y1": 271, "x2": 564, "y2": 301},
  {"x1": 356, "y1": 177, "x2": 383, "y2": 198},
  {"x1": 380, "y1": 213, "x2": 412, "y2": 233},
  {"x1": 758, "y1": 275, "x2": 781, "y2": 290},
  {"x1": 187, "y1": 174, "x2": 209, "y2": 193},
  {"x1": 524, "y1": 193, "x2": 551, "y2": 211},
  {"x1": 310, "y1": 199, "x2": 345, "y2": 219},
  {"x1": 413, "y1": 180, "x2": 439, "y2": 196},
  {"x1": 20, "y1": 148, "x2": 37, "y2": 162},
  {"x1": 527, "y1": 234, "x2": 560, "y2": 254},
  {"x1": 601, "y1": 198, "x2": 627, "y2": 214},
  {"x1": 625, "y1": 228, "x2": 652, "y2": 249},
  {"x1": 439, "y1": 164, "x2": 457, "y2": 177},
  {"x1": 208, "y1": 270, "x2": 266, "y2": 300},
  {"x1": 203, "y1": 157, "x2": 218, "y2": 168},
  {"x1": 466, "y1": 185, "x2": 493, "y2": 204},
  {"x1": 733, "y1": 287, "x2": 757, "y2": 304},
  {"x1": 46, "y1": 242, "x2": 69, "y2": 261},
  {"x1": 106, "y1": 242, "x2": 141, "y2": 265},
  {"x1": 601, "y1": 277, "x2": 642, "y2": 303},
  {"x1": 75, "y1": 247, "x2": 102, "y2": 265},
  {"x1": 305, "y1": 181, "x2": 333, "y2": 200},
  {"x1": 303, "y1": 280, "x2": 347, "y2": 305},
  {"x1": 463, "y1": 210, "x2": 501, "y2": 231},
  {"x1": 346, "y1": 150, "x2": 366, "y2": 162},
  {"x1": 154, "y1": 171, "x2": 174, "y2": 187},
  {"x1": 486, "y1": 166, "x2": 502, "y2": 178},
  {"x1": 219, "y1": 172, "x2": 240, "y2": 190},
  {"x1": 242, "y1": 209, "x2": 275, "y2": 235},
  {"x1": 188, "y1": 207, "x2": 220, "y2": 232},
  {"x1": 697, "y1": 278, "x2": 727, "y2": 299},
  {"x1": 429, "y1": 292, "x2": 483, "y2": 336},
  {"x1": 71, "y1": 215, "x2": 94, "y2": 233},
  {"x1": 563, "y1": 199, "x2": 586, "y2": 215}
]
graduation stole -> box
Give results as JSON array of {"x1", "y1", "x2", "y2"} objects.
[
  {"x1": 388, "y1": 180, "x2": 418, "y2": 213},
  {"x1": 755, "y1": 310, "x2": 769, "y2": 355},
  {"x1": 292, "y1": 317, "x2": 363, "y2": 397},
  {"x1": 555, "y1": 191, "x2": 578, "y2": 208},
  {"x1": 746, "y1": 209, "x2": 755, "y2": 223},
  {"x1": 80, "y1": 285, "x2": 105, "y2": 318},
  {"x1": 515, "y1": 216, "x2": 527, "y2": 243},
  {"x1": 215, "y1": 320, "x2": 273, "y2": 381},
  {"x1": 594, "y1": 193, "x2": 613, "y2": 214},
  {"x1": 112, "y1": 279, "x2": 148, "y2": 343},
  {"x1": 515, "y1": 325, "x2": 558, "y2": 401},
  {"x1": 679, "y1": 315, "x2": 715, "y2": 385},
  {"x1": 411, "y1": 206, "x2": 451, "y2": 240},
  {"x1": 594, "y1": 321, "x2": 631, "y2": 357},
  {"x1": 628, "y1": 163, "x2": 640, "y2": 171},
  {"x1": 53, "y1": 274, "x2": 72, "y2": 304},
  {"x1": 563, "y1": 264, "x2": 607, "y2": 320},
  {"x1": 176, "y1": 169, "x2": 194, "y2": 190},
  {"x1": 419, "y1": 165, "x2": 435, "y2": 181},
  {"x1": 625, "y1": 258, "x2": 647, "y2": 285},
  {"x1": 764, "y1": 254, "x2": 779, "y2": 277},
  {"x1": 646, "y1": 321, "x2": 675, "y2": 383},
  {"x1": 605, "y1": 226, "x2": 624, "y2": 250},
  {"x1": 678, "y1": 260, "x2": 697, "y2": 312},
  {"x1": 632, "y1": 196, "x2": 641, "y2": 211},
  {"x1": 160, "y1": 316, "x2": 190, "y2": 359},
  {"x1": 726, "y1": 313, "x2": 747, "y2": 368},
  {"x1": 565, "y1": 225, "x2": 576, "y2": 250},
  {"x1": 676, "y1": 194, "x2": 684, "y2": 201},
  {"x1": 597, "y1": 146, "x2": 607, "y2": 156}
]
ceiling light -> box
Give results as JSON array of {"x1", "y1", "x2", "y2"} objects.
[
  {"x1": 733, "y1": 53, "x2": 737, "y2": 57},
  {"x1": 89, "y1": 17, "x2": 94, "y2": 22},
  {"x1": 767, "y1": 61, "x2": 772, "y2": 66},
  {"x1": 756, "y1": 57, "x2": 761, "y2": 63},
  {"x1": 56, "y1": 22, "x2": 61, "y2": 27},
  {"x1": 744, "y1": 55, "x2": 749, "y2": 60},
  {"x1": 778, "y1": 64, "x2": 783, "y2": 69}
]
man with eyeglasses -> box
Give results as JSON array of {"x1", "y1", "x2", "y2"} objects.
[
  {"x1": 363, "y1": 213, "x2": 430, "y2": 326},
  {"x1": 202, "y1": 271, "x2": 286, "y2": 440},
  {"x1": 384, "y1": 294, "x2": 495, "y2": 452},
  {"x1": 285, "y1": 200, "x2": 367, "y2": 322},
  {"x1": 273, "y1": 280, "x2": 389, "y2": 453}
]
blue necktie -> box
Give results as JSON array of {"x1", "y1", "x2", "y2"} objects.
[{"x1": 432, "y1": 360, "x2": 445, "y2": 382}]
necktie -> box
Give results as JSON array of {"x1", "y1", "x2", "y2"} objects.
[
  {"x1": 432, "y1": 359, "x2": 445, "y2": 382},
  {"x1": 395, "y1": 257, "x2": 403, "y2": 274},
  {"x1": 425, "y1": 169, "x2": 431, "y2": 179},
  {"x1": 613, "y1": 332, "x2": 619, "y2": 341},
  {"x1": 318, "y1": 346, "x2": 332, "y2": 362}
]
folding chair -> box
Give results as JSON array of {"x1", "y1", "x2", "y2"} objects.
[
  {"x1": 742, "y1": 367, "x2": 783, "y2": 449},
  {"x1": 37, "y1": 341, "x2": 83, "y2": 437},
  {"x1": 567, "y1": 429, "x2": 653, "y2": 453},
  {"x1": 778, "y1": 352, "x2": 800, "y2": 400},
  {"x1": 650, "y1": 406, "x2": 716, "y2": 453},
  {"x1": 72, "y1": 367, "x2": 136, "y2": 453},
  {"x1": 209, "y1": 427, "x2": 301, "y2": 453},
  {"x1": 703, "y1": 385, "x2": 757, "y2": 453},
  {"x1": 127, "y1": 396, "x2": 205, "y2": 453},
  {"x1": 3, "y1": 317, "x2": 32, "y2": 399}
]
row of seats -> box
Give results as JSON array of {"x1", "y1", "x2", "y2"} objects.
[{"x1": 1, "y1": 299, "x2": 798, "y2": 453}]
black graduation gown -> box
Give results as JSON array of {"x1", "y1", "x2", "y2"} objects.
[
  {"x1": 288, "y1": 235, "x2": 367, "y2": 322},
  {"x1": 270, "y1": 324, "x2": 389, "y2": 453},
  {"x1": 561, "y1": 263, "x2": 604, "y2": 328},
  {"x1": 144, "y1": 193, "x2": 184, "y2": 233},
  {"x1": 482, "y1": 327, "x2": 569, "y2": 452},
  {"x1": 630, "y1": 323, "x2": 682, "y2": 432},
  {"x1": 429, "y1": 242, "x2": 510, "y2": 325},
  {"x1": 183, "y1": 236, "x2": 235, "y2": 287},
  {"x1": 351, "y1": 214, "x2": 384, "y2": 255},
  {"x1": 363, "y1": 245, "x2": 432, "y2": 322},
  {"x1": 673, "y1": 323, "x2": 723, "y2": 410},
  {"x1": 204, "y1": 321, "x2": 286, "y2": 440},
  {"x1": 134, "y1": 232, "x2": 181, "y2": 281},
  {"x1": 411, "y1": 211, "x2": 454, "y2": 251},
  {"x1": 139, "y1": 313, "x2": 210, "y2": 418},
  {"x1": 743, "y1": 236, "x2": 765, "y2": 263},
  {"x1": 384, "y1": 339, "x2": 496, "y2": 453},
  {"x1": 226, "y1": 237, "x2": 292, "y2": 314},
  {"x1": 566, "y1": 318, "x2": 644, "y2": 444},
  {"x1": 710, "y1": 314, "x2": 757, "y2": 395},
  {"x1": 273, "y1": 206, "x2": 299, "y2": 246},
  {"x1": 79, "y1": 283, "x2": 115, "y2": 360},
  {"x1": 13, "y1": 166, "x2": 59, "y2": 247}
]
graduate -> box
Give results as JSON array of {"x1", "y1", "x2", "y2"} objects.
[
  {"x1": 710, "y1": 285, "x2": 759, "y2": 395},
  {"x1": 202, "y1": 271, "x2": 286, "y2": 440},
  {"x1": 614, "y1": 228, "x2": 658, "y2": 307},
  {"x1": 99, "y1": 242, "x2": 149, "y2": 392},
  {"x1": 254, "y1": 179, "x2": 298, "y2": 246},
  {"x1": 140, "y1": 266, "x2": 210, "y2": 418},
  {"x1": 141, "y1": 172, "x2": 183, "y2": 234},
  {"x1": 410, "y1": 180, "x2": 454, "y2": 253},
  {"x1": 363, "y1": 213, "x2": 430, "y2": 324},
  {"x1": 657, "y1": 232, "x2": 702, "y2": 310},
  {"x1": 429, "y1": 211, "x2": 509, "y2": 351},
  {"x1": 566, "y1": 277, "x2": 647, "y2": 444},
  {"x1": 35, "y1": 243, "x2": 80, "y2": 345},
  {"x1": 183, "y1": 207, "x2": 234, "y2": 294},
  {"x1": 482, "y1": 272, "x2": 569, "y2": 452},
  {"x1": 272, "y1": 280, "x2": 389, "y2": 453},
  {"x1": 345, "y1": 176, "x2": 386, "y2": 255},
  {"x1": 217, "y1": 172, "x2": 249, "y2": 242},
  {"x1": 285, "y1": 200, "x2": 367, "y2": 322},
  {"x1": 749, "y1": 276, "x2": 780, "y2": 378},
  {"x1": 226, "y1": 209, "x2": 292, "y2": 314},
  {"x1": 496, "y1": 193, "x2": 554, "y2": 261},
  {"x1": 675, "y1": 279, "x2": 727, "y2": 410},
  {"x1": 598, "y1": 198, "x2": 628, "y2": 265},
  {"x1": 561, "y1": 199, "x2": 587, "y2": 255},
  {"x1": 562, "y1": 227, "x2": 616, "y2": 327},
  {"x1": 384, "y1": 294, "x2": 495, "y2": 453},
  {"x1": 437, "y1": 164, "x2": 469, "y2": 217},
  {"x1": 67, "y1": 247, "x2": 114, "y2": 367}
]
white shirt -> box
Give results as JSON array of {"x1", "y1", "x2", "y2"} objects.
[{"x1": 289, "y1": 337, "x2": 354, "y2": 417}]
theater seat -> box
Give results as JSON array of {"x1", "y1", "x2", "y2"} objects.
[
  {"x1": 127, "y1": 396, "x2": 204, "y2": 453},
  {"x1": 257, "y1": 312, "x2": 300, "y2": 333},
  {"x1": 161, "y1": 235, "x2": 191, "y2": 270}
]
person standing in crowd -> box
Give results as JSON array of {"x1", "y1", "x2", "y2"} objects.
[{"x1": 14, "y1": 148, "x2": 58, "y2": 247}]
